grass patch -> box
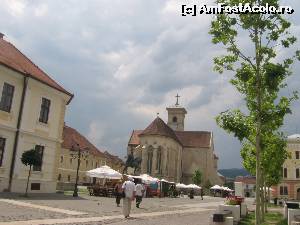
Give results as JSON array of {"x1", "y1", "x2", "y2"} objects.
[{"x1": 239, "y1": 212, "x2": 287, "y2": 225}]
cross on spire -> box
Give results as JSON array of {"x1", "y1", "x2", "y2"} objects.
[{"x1": 175, "y1": 94, "x2": 180, "y2": 106}]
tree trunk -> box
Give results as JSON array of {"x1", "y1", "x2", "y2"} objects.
[
  {"x1": 261, "y1": 170, "x2": 265, "y2": 222},
  {"x1": 255, "y1": 132, "x2": 262, "y2": 225},
  {"x1": 255, "y1": 25, "x2": 262, "y2": 225},
  {"x1": 25, "y1": 165, "x2": 31, "y2": 197}
]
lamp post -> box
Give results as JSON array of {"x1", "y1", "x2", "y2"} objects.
[{"x1": 71, "y1": 143, "x2": 88, "y2": 197}]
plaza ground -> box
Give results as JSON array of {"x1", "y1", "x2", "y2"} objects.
[{"x1": 0, "y1": 192, "x2": 246, "y2": 225}]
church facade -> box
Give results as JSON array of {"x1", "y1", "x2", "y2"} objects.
[{"x1": 127, "y1": 101, "x2": 223, "y2": 185}]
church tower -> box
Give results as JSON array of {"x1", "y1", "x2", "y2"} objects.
[{"x1": 166, "y1": 94, "x2": 187, "y2": 131}]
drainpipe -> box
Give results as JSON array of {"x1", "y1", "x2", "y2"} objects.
[{"x1": 7, "y1": 76, "x2": 29, "y2": 192}]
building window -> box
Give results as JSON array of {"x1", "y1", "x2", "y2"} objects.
[
  {"x1": 280, "y1": 186, "x2": 288, "y2": 195},
  {"x1": 68, "y1": 175, "x2": 71, "y2": 182},
  {"x1": 172, "y1": 116, "x2": 177, "y2": 123},
  {"x1": 31, "y1": 183, "x2": 41, "y2": 190},
  {"x1": 0, "y1": 137, "x2": 6, "y2": 167},
  {"x1": 60, "y1": 156, "x2": 63, "y2": 163},
  {"x1": 296, "y1": 169, "x2": 300, "y2": 179},
  {"x1": 283, "y1": 168, "x2": 287, "y2": 178},
  {"x1": 39, "y1": 98, "x2": 51, "y2": 123},
  {"x1": 70, "y1": 158, "x2": 73, "y2": 165},
  {"x1": 296, "y1": 151, "x2": 300, "y2": 159},
  {"x1": 156, "y1": 147, "x2": 162, "y2": 173},
  {"x1": 33, "y1": 145, "x2": 44, "y2": 171},
  {"x1": 0, "y1": 83, "x2": 14, "y2": 112},
  {"x1": 58, "y1": 174, "x2": 61, "y2": 181},
  {"x1": 147, "y1": 147, "x2": 153, "y2": 174}
]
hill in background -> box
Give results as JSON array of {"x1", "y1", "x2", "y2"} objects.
[{"x1": 218, "y1": 168, "x2": 251, "y2": 179}]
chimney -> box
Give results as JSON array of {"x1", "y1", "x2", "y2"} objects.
[{"x1": 0, "y1": 33, "x2": 4, "y2": 39}]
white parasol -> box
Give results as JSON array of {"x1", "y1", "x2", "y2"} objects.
[
  {"x1": 86, "y1": 165, "x2": 122, "y2": 179},
  {"x1": 210, "y1": 185, "x2": 223, "y2": 190}
]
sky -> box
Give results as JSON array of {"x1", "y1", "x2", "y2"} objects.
[{"x1": 0, "y1": 0, "x2": 299, "y2": 169}]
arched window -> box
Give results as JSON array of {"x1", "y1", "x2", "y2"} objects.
[
  {"x1": 173, "y1": 116, "x2": 177, "y2": 122},
  {"x1": 156, "y1": 147, "x2": 162, "y2": 173},
  {"x1": 68, "y1": 175, "x2": 71, "y2": 182},
  {"x1": 57, "y1": 174, "x2": 61, "y2": 181},
  {"x1": 147, "y1": 147, "x2": 153, "y2": 174}
]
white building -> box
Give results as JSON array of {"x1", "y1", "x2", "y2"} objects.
[
  {"x1": 0, "y1": 33, "x2": 73, "y2": 193},
  {"x1": 273, "y1": 134, "x2": 300, "y2": 200}
]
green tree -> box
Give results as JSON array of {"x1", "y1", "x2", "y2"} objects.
[
  {"x1": 241, "y1": 132, "x2": 289, "y2": 213},
  {"x1": 192, "y1": 169, "x2": 202, "y2": 185},
  {"x1": 209, "y1": 1, "x2": 299, "y2": 224},
  {"x1": 21, "y1": 149, "x2": 41, "y2": 197}
]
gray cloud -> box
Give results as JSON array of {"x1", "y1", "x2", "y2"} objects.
[{"x1": 0, "y1": 0, "x2": 299, "y2": 168}]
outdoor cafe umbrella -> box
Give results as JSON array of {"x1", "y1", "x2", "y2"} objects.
[
  {"x1": 210, "y1": 185, "x2": 222, "y2": 190},
  {"x1": 188, "y1": 184, "x2": 202, "y2": 189},
  {"x1": 139, "y1": 174, "x2": 160, "y2": 184},
  {"x1": 176, "y1": 183, "x2": 188, "y2": 189},
  {"x1": 86, "y1": 165, "x2": 122, "y2": 179}
]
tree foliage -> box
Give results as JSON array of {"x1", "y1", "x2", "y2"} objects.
[
  {"x1": 21, "y1": 149, "x2": 41, "y2": 196},
  {"x1": 21, "y1": 149, "x2": 41, "y2": 167},
  {"x1": 192, "y1": 169, "x2": 202, "y2": 185},
  {"x1": 209, "y1": 0, "x2": 299, "y2": 224}
]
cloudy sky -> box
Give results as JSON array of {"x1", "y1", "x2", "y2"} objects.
[{"x1": 0, "y1": 0, "x2": 299, "y2": 169}]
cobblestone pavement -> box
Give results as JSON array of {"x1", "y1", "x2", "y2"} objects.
[{"x1": 0, "y1": 193, "x2": 246, "y2": 224}]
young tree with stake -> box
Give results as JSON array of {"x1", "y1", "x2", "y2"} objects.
[
  {"x1": 21, "y1": 149, "x2": 41, "y2": 197},
  {"x1": 209, "y1": 0, "x2": 299, "y2": 224}
]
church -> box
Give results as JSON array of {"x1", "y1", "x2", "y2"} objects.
[{"x1": 127, "y1": 97, "x2": 223, "y2": 185}]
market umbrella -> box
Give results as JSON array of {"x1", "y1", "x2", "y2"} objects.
[
  {"x1": 139, "y1": 174, "x2": 159, "y2": 184},
  {"x1": 86, "y1": 165, "x2": 122, "y2": 179},
  {"x1": 210, "y1": 185, "x2": 222, "y2": 190},
  {"x1": 176, "y1": 183, "x2": 188, "y2": 189}
]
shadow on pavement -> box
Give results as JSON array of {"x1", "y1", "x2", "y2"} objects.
[{"x1": 0, "y1": 192, "x2": 87, "y2": 201}]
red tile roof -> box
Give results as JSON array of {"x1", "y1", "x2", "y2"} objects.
[
  {"x1": 175, "y1": 131, "x2": 211, "y2": 148},
  {"x1": 62, "y1": 125, "x2": 106, "y2": 158},
  {"x1": 128, "y1": 130, "x2": 143, "y2": 146},
  {"x1": 104, "y1": 151, "x2": 124, "y2": 165},
  {"x1": 140, "y1": 117, "x2": 182, "y2": 144},
  {"x1": 235, "y1": 176, "x2": 256, "y2": 184},
  {"x1": 0, "y1": 37, "x2": 73, "y2": 99},
  {"x1": 129, "y1": 118, "x2": 213, "y2": 148}
]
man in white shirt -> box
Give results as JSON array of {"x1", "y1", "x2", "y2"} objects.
[
  {"x1": 122, "y1": 176, "x2": 136, "y2": 218},
  {"x1": 135, "y1": 180, "x2": 145, "y2": 208}
]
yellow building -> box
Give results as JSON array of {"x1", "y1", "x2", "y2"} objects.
[
  {"x1": 273, "y1": 134, "x2": 300, "y2": 200},
  {"x1": 0, "y1": 33, "x2": 73, "y2": 193},
  {"x1": 57, "y1": 125, "x2": 124, "y2": 190}
]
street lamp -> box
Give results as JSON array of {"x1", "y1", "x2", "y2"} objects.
[{"x1": 70, "y1": 143, "x2": 89, "y2": 197}]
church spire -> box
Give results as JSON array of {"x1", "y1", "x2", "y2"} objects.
[
  {"x1": 166, "y1": 95, "x2": 187, "y2": 131},
  {"x1": 175, "y1": 93, "x2": 180, "y2": 106}
]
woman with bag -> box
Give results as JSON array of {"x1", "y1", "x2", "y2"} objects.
[{"x1": 114, "y1": 180, "x2": 123, "y2": 207}]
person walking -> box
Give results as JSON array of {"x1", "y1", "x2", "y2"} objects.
[
  {"x1": 200, "y1": 188, "x2": 204, "y2": 200},
  {"x1": 114, "y1": 181, "x2": 123, "y2": 207},
  {"x1": 135, "y1": 180, "x2": 145, "y2": 208},
  {"x1": 122, "y1": 176, "x2": 136, "y2": 218}
]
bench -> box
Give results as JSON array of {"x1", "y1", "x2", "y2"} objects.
[
  {"x1": 213, "y1": 210, "x2": 232, "y2": 222},
  {"x1": 288, "y1": 209, "x2": 300, "y2": 225}
]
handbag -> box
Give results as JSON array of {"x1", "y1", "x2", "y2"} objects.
[
  {"x1": 121, "y1": 182, "x2": 126, "y2": 198},
  {"x1": 121, "y1": 191, "x2": 126, "y2": 198}
]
